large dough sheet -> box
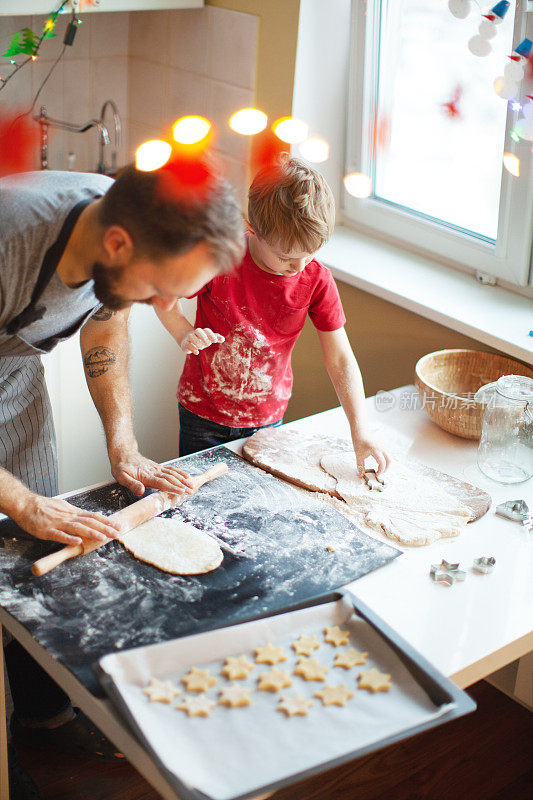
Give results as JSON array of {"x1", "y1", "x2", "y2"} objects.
[{"x1": 99, "y1": 598, "x2": 455, "y2": 800}]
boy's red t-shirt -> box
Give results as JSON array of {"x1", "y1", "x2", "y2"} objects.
[{"x1": 178, "y1": 244, "x2": 346, "y2": 427}]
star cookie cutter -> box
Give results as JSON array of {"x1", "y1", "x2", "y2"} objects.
[
  {"x1": 495, "y1": 500, "x2": 529, "y2": 523},
  {"x1": 363, "y1": 469, "x2": 385, "y2": 491},
  {"x1": 430, "y1": 559, "x2": 466, "y2": 586},
  {"x1": 473, "y1": 556, "x2": 496, "y2": 574}
]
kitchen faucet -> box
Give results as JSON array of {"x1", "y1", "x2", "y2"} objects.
[
  {"x1": 97, "y1": 99, "x2": 122, "y2": 175},
  {"x1": 35, "y1": 105, "x2": 110, "y2": 170}
]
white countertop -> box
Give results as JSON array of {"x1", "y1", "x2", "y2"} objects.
[{"x1": 229, "y1": 386, "x2": 533, "y2": 688}]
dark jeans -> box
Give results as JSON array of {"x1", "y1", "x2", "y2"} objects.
[{"x1": 179, "y1": 404, "x2": 282, "y2": 457}]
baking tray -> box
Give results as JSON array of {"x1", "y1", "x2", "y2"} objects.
[{"x1": 96, "y1": 590, "x2": 475, "y2": 800}]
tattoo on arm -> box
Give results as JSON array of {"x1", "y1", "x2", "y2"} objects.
[
  {"x1": 91, "y1": 306, "x2": 116, "y2": 322},
  {"x1": 83, "y1": 346, "x2": 117, "y2": 378}
]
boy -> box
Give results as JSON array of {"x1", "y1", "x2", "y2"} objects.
[{"x1": 156, "y1": 155, "x2": 389, "y2": 476}]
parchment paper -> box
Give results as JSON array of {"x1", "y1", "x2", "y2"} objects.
[{"x1": 99, "y1": 598, "x2": 454, "y2": 800}]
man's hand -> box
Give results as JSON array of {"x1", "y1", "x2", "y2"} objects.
[
  {"x1": 11, "y1": 494, "x2": 121, "y2": 547},
  {"x1": 110, "y1": 449, "x2": 195, "y2": 497},
  {"x1": 180, "y1": 327, "x2": 224, "y2": 355},
  {"x1": 351, "y1": 433, "x2": 390, "y2": 478}
]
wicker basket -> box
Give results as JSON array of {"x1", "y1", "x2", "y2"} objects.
[{"x1": 414, "y1": 349, "x2": 533, "y2": 440}]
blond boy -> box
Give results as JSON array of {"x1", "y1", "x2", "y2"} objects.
[{"x1": 157, "y1": 156, "x2": 388, "y2": 475}]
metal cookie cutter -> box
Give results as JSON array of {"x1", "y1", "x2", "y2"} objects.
[
  {"x1": 364, "y1": 469, "x2": 385, "y2": 491},
  {"x1": 473, "y1": 556, "x2": 496, "y2": 574},
  {"x1": 430, "y1": 559, "x2": 467, "y2": 586},
  {"x1": 495, "y1": 500, "x2": 529, "y2": 523},
  {"x1": 523, "y1": 513, "x2": 533, "y2": 533}
]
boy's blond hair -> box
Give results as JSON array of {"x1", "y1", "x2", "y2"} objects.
[{"x1": 248, "y1": 154, "x2": 335, "y2": 253}]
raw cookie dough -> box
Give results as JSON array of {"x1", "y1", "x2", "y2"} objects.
[
  {"x1": 177, "y1": 695, "x2": 216, "y2": 717},
  {"x1": 257, "y1": 667, "x2": 293, "y2": 692},
  {"x1": 182, "y1": 667, "x2": 217, "y2": 692},
  {"x1": 324, "y1": 626, "x2": 350, "y2": 647},
  {"x1": 143, "y1": 677, "x2": 181, "y2": 703},
  {"x1": 222, "y1": 654, "x2": 255, "y2": 680},
  {"x1": 119, "y1": 517, "x2": 223, "y2": 575},
  {"x1": 255, "y1": 643, "x2": 286, "y2": 665},
  {"x1": 277, "y1": 695, "x2": 314, "y2": 716},
  {"x1": 321, "y1": 455, "x2": 471, "y2": 547},
  {"x1": 314, "y1": 684, "x2": 354, "y2": 706},
  {"x1": 219, "y1": 684, "x2": 252, "y2": 707},
  {"x1": 357, "y1": 668, "x2": 392, "y2": 693},
  {"x1": 334, "y1": 648, "x2": 368, "y2": 669},
  {"x1": 294, "y1": 657, "x2": 328, "y2": 682},
  {"x1": 291, "y1": 634, "x2": 320, "y2": 656}
]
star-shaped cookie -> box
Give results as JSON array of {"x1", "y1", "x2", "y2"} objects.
[
  {"x1": 181, "y1": 667, "x2": 217, "y2": 692},
  {"x1": 257, "y1": 667, "x2": 293, "y2": 692},
  {"x1": 291, "y1": 634, "x2": 320, "y2": 656},
  {"x1": 294, "y1": 657, "x2": 328, "y2": 682},
  {"x1": 142, "y1": 677, "x2": 181, "y2": 703},
  {"x1": 218, "y1": 684, "x2": 252, "y2": 708},
  {"x1": 277, "y1": 694, "x2": 314, "y2": 717},
  {"x1": 176, "y1": 695, "x2": 216, "y2": 717},
  {"x1": 333, "y1": 647, "x2": 368, "y2": 669},
  {"x1": 357, "y1": 668, "x2": 392, "y2": 693},
  {"x1": 221, "y1": 654, "x2": 255, "y2": 680},
  {"x1": 324, "y1": 626, "x2": 350, "y2": 647},
  {"x1": 254, "y1": 643, "x2": 287, "y2": 665},
  {"x1": 314, "y1": 684, "x2": 354, "y2": 707}
]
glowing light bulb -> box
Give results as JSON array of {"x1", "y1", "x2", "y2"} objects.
[
  {"x1": 272, "y1": 117, "x2": 309, "y2": 145},
  {"x1": 228, "y1": 108, "x2": 268, "y2": 135},
  {"x1": 172, "y1": 116, "x2": 210, "y2": 145},
  {"x1": 343, "y1": 172, "x2": 372, "y2": 199},
  {"x1": 31, "y1": 55, "x2": 37, "y2": 61},
  {"x1": 510, "y1": 100, "x2": 522, "y2": 112},
  {"x1": 510, "y1": 129, "x2": 521, "y2": 143},
  {"x1": 135, "y1": 140, "x2": 172, "y2": 171},
  {"x1": 299, "y1": 136, "x2": 330, "y2": 163},
  {"x1": 503, "y1": 152, "x2": 520, "y2": 177}
]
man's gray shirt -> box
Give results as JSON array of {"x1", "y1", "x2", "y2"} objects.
[{"x1": 0, "y1": 170, "x2": 113, "y2": 356}]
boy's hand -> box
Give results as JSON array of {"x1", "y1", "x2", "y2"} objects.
[
  {"x1": 180, "y1": 328, "x2": 225, "y2": 355},
  {"x1": 351, "y1": 433, "x2": 390, "y2": 478}
]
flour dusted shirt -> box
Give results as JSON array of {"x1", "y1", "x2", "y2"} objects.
[{"x1": 178, "y1": 245, "x2": 346, "y2": 427}]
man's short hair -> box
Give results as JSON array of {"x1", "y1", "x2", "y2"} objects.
[
  {"x1": 248, "y1": 154, "x2": 335, "y2": 254},
  {"x1": 99, "y1": 163, "x2": 244, "y2": 272}
]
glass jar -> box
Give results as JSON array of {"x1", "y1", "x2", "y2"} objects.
[{"x1": 474, "y1": 375, "x2": 533, "y2": 484}]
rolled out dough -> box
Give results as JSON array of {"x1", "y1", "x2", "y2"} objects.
[{"x1": 119, "y1": 517, "x2": 223, "y2": 575}]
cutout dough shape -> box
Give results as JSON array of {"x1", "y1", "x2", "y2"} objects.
[
  {"x1": 357, "y1": 668, "x2": 392, "y2": 693},
  {"x1": 118, "y1": 517, "x2": 223, "y2": 575},
  {"x1": 321, "y1": 455, "x2": 471, "y2": 547},
  {"x1": 334, "y1": 648, "x2": 368, "y2": 669},
  {"x1": 255, "y1": 643, "x2": 286, "y2": 665},
  {"x1": 258, "y1": 667, "x2": 293, "y2": 692},
  {"x1": 294, "y1": 657, "x2": 328, "y2": 681},
  {"x1": 291, "y1": 634, "x2": 320, "y2": 656},
  {"x1": 142, "y1": 677, "x2": 181, "y2": 703},
  {"x1": 314, "y1": 684, "x2": 354, "y2": 707},
  {"x1": 182, "y1": 667, "x2": 217, "y2": 692},
  {"x1": 176, "y1": 695, "x2": 216, "y2": 717},
  {"x1": 222, "y1": 654, "x2": 255, "y2": 680},
  {"x1": 324, "y1": 626, "x2": 350, "y2": 646},
  {"x1": 277, "y1": 694, "x2": 314, "y2": 717},
  {"x1": 219, "y1": 684, "x2": 252, "y2": 708}
]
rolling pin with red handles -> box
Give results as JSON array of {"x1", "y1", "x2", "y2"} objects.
[{"x1": 31, "y1": 461, "x2": 228, "y2": 577}]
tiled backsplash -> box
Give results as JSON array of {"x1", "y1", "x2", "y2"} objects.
[{"x1": 0, "y1": 6, "x2": 257, "y2": 198}]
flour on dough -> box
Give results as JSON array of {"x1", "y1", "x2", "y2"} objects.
[
  {"x1": 320, "y1": 455, "x2": 471, "y2": 547},
  {"x1": 119, "y1": 517, "x2": 223, "y2": 575}
]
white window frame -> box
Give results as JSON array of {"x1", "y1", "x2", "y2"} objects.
[{"x1": 344, "y1": 0, "x2": 533, "y2": 287}]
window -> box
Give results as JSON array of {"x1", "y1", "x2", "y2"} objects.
[{"x1": 345, "y1": 0, "x2": 533, "y2": 286}]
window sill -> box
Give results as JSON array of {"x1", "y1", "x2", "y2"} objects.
[{"x1": 320, "y1": 227, "x2": 533, "y2": 365}]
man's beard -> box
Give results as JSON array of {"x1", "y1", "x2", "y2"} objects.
[{"x1": 91, "y1": 262, "x2": 131, "y2": 311}]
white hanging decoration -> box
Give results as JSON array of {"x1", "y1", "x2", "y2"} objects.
[
  {"x1": 503, "y1": 60, "x2": 525, "y2": 82},
  {"x1": 448, "y1": 0, "x2": 472, "y2": 19},
  {"x1": 515, "y1": 99, "x2": 533, "y2": 142},
  {"x1": 468, "y1": 35, "x2": 492, "y2": 57},
  {"x1": 478, "y1": 20, "x2": 497, "y2": 40},
  {"x1": 493, "y1": 76, "x2": 519, "y2": 100},
  {"x1": 493, "y1": 37, "x2": 532, "y2": 101},
  {"x1": 466, "y1": 2, "x2": 510, "y2": 58}
]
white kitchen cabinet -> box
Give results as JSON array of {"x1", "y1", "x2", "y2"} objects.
[{"x1": 0, "y1": 1, "x2": 203, "y2": 15}]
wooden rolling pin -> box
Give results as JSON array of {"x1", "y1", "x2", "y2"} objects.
[{"x1": 31, "y1": 461, "x2": 228, "y2": 577}]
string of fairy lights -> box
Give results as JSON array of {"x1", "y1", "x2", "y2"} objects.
[{"x1": 136, "y1": 112, "x2": 371, "y2": 199}]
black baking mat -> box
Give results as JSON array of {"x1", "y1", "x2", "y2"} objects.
[{"x1": 0, "y1": 446, "x2": 400, "y2": 696}]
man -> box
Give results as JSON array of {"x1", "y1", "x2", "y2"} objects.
[{"x1": 0, "y1": 164, "x2": 244, "y2": 775}]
